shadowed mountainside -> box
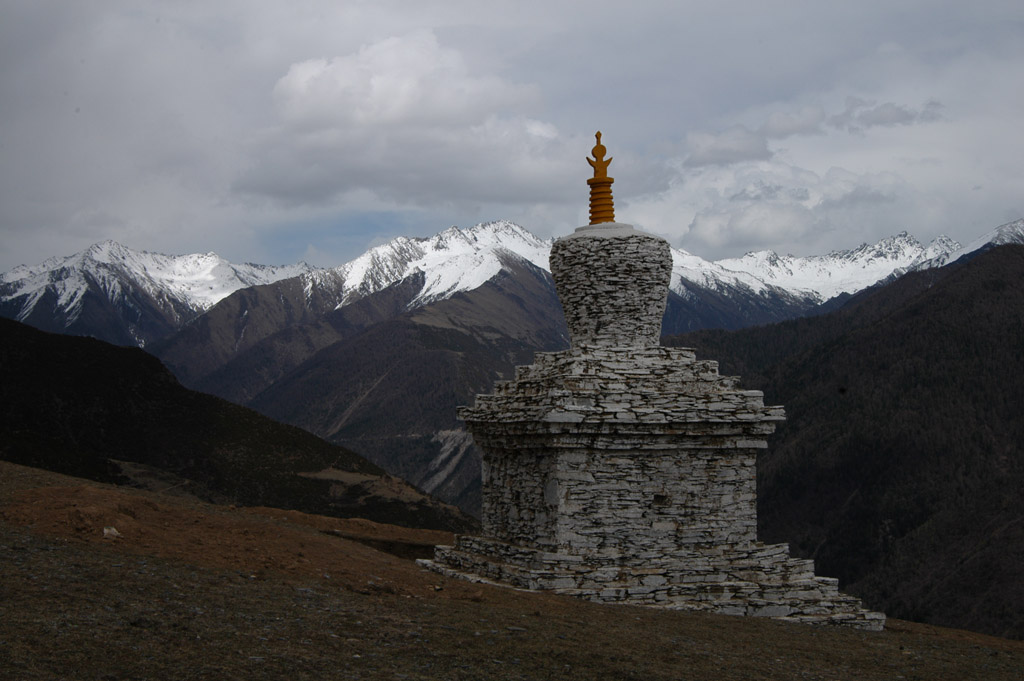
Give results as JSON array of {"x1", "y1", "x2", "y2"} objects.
[
  {"x1": 666, "y1": 245, "x2": 1024, "y2": 639},
  {"x1": 0, "y1": 318, "x2": 476, "y2": 533},
  {"x1": 0, "y1": 274, "x2": 190, "y2": 347},
  {"x1": 249, "y1": 258, "x2": 569, "y2": 513},
  {"x1": 151, "y1": 251, "x2": 824, "y2": 514}
]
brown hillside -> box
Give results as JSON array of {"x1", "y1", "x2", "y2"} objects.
[{"x1": 2, "y1": 461, "x2": 1021, "y2": 681}]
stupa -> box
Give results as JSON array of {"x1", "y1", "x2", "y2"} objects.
[{"x1": 421, "y1": 133, "x2": 885, "y2": 630}]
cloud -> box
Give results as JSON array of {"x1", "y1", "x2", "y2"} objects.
[
  {"x1": 234, "y1": 30, "x2": 577, "y2": 210},
  {"x1": 828, "y1": 96, "x2": 943, "y2": 133},
  {"x1": 681, "y1": 100, "x2": 858, "y2": 171},
  {"x1": 679, "y1": 106, "x2": 825, "y2": 173},
  {"x1": 759, "y1": 106, "x2": 826, "y2": 139},
  {"x1": 687, "y1": 201, "x2": 818, "y2": 253},
  {"x1": 271, "y1": 29, "x2": 535, "y2": 130},
  {"x1": 626, "y1": 156, "x2": 929, "y2": 259},
  {"x1": 815, "y1": 167, "x2": 904, "y2": 209},
  {"x1": 684, "y1": 126, "x2": 772, "y2": 167},
  {"x1": 1, "y1": 2, "x2": 1022, "y2": 273}
]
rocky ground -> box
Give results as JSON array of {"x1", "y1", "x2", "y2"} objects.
[{"x1": 1, "y1": 460, "x2": 1021, "y2": 681}]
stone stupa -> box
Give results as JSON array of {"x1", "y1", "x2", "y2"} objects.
[{"x1": 421, "y1": 133, "x2": 885, "y2": 630}]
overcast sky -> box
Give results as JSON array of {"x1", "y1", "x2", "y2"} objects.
[{"x1": 2, "y1": 1, "x2": 1022, "y2": 271}]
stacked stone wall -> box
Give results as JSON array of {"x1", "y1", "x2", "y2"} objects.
[
  {"x1": 429, "y1": 534, "x2": 884, "y2": 628},
  {"x1": 421, "y1": 221, "x2": 885, "y2": 631},
  {"x1": 552, "y1": 447, "x2": 759, "y2": 553},
  {"x1": 549, "y1": 225, "x2": 671, "y2": 348},
  {"x1": 480, "y1": 448, "x2": 557, "y2": 548},
  {"x1": 480, "y1": 443, "x2": 759, "y2": 557}
]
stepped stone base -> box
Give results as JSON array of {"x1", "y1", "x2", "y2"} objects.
[
  {"x1": 420, "y1": 536, "x2": 884, "y2": 630},
  {"x1": 428, "y1": 221, "x2": 885, "y2": 632}
]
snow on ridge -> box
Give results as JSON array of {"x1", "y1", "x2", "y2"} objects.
[
  {"x1": 938, "y1": 218, "x2": 1024, "y2": 266},
  {"x1": 989, "y1": 218, "x2": 1024, "y2": 244},
  {"x1": 892, "y1": 219, "x2": 1023, "y2": 275},
  {"x1": 88, "y1": 245, "x2": 311, "y2": 310},
  {"x1": 410, "y1": 221, "x2": 551, "y2": 303},
  {"x1": 1, "y1": 241, "x2": 313, "y2": 321},
  {"x1": 715, "y1": 231, "x2": 948, "y2": 300},
  {"x1": 323, "y1": 220, "x2": 553, "y2": 308},
  {"x1": 312, "y1": 220, "x2": 988, "y2": 310},
  {"x1": 7, "y1": 217, "x2": 1020, "y2": 332},
  {"x1": 669, "y1": 248, "x2": 780, "y2": 297}
]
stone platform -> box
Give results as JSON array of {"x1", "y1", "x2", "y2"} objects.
[
  {"x1": 420, "y1": 344, "x2": 884, "y2": 630},
  {"x1": 425, "y1": 537, "x2": 883, "y2": 629}
]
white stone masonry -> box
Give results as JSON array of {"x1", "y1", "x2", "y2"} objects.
[{"x1": 420, "y1": 222, "x2": 884, "y2": 630}]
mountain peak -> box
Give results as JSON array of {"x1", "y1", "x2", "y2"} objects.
[
  {"x1": 921, "y1": 217, "x2": 1024, "y2": 269},
  {"x1": 882, "y1": 230, "x2": 922, "y2": 249},
  {"x1": 990, "y1": 217, "x2": 1024, "y2": 245},
  {"x1": 322, "y1": 221, "x2": 552, "y2": 309},
  {"x1": 5, "y1": 218, "x2": 1020, "y2": 349},
  {"x1": 843, "y1": 231, "x2": 922, "y2": 261},
  {"x1": 0, "y1": 242, "x2": 311, "y2": 345},
  {"x1": 84, "y1": 238, "x2": 123, "y2": 256},
  {"x1": 717, "y1": 231, "x2": 939, "y2": 301}
]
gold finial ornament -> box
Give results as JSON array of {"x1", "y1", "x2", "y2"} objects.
[
  {"x1": 587, "y1": 131, "x2": 615, "y2": 224},
  {"x1": 587, "y1": 131, "x2": 612, "y2": 178}
]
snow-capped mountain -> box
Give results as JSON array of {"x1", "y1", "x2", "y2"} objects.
[
  {"x1": 911, "y1": 218, "x2": 1024, "y2": 271},
  {"x1": 5, "y1": 217, "x2": 1023, "y2": 348},
  {"x1": 715, "y1": 232, "x2": 961, "y2": 302},
  {"x1": 301, "y1": 222, "x2": 958, "y2": 319},
  {"x1": 300, "y1": 220, "x2": 551, "y2": 309},
  {"x1": 0, "y1": 240, "x2": 311, "y2": 346},
  {"x1": 9, "y1": 217, "x2": 1017, "y2": 519}
]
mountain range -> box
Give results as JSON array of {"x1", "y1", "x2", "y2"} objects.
[
  {"x1": 3, "y1": 218, "x2": 1023, "y2": 514},
  {"x1": 12, "y1": 218, "x2": 1019, "y2": 350},
  {"x1": 0, "y1": 240, "x2": 312, "y2": 347}
]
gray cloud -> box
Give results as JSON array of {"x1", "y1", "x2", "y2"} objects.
[
  {"x1": 270, "y1": 30, "x2": 538, "y2": 130},
  {"x1": 729, "y1": 181, "x2": 784, "y2": 202},
  {"x1": 817, "y1": 184, "x2": 898, "y2": 211},
  {"x1": 233, "y1": 30, "x2": 574, "y2": 209},
  {"x1": 828, "y1": 96, "x2": 944, "y2": 133},
  {"x1": 759, "y1": 107, "x2": 826, "y2": 139},
  {"x1": 684, "y1": 127, "x2": 772, "y2": 167},
  {"x1": 0, "y1": 1, "x2": 1021, "y2": 271}
]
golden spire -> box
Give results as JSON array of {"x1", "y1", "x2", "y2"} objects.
[{"x1": 586, "y1": 131, "x2": 615, "y2": 224}]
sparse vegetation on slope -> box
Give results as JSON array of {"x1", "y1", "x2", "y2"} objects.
[{"x1": 2, "y1": 461, "x2": 1021, "y2": 681}]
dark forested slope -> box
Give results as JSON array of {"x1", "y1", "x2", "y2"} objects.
[{"x1": 666, "y1": 245, "x2": 1024, "y2": 639}]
